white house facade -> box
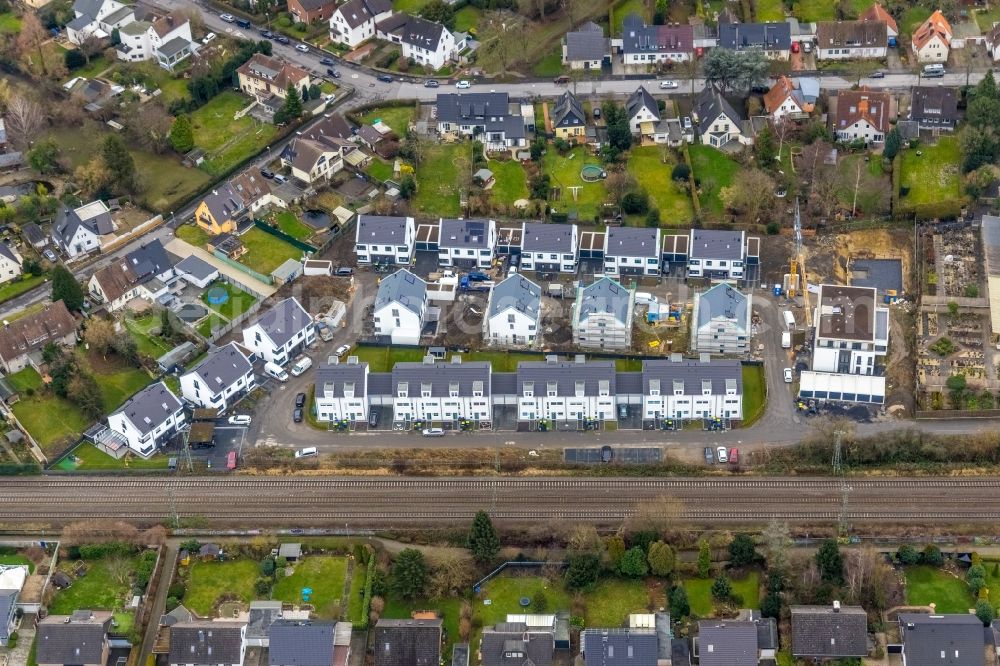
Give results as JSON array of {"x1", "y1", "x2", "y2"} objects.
[
  {"x1": 520, "y1": 222, "x2": 578, "y2": 273},
  {"x1": 438, "y1": 218, "x2": 495, "y2": 268},
  {"x1": 0, "y1": 243, "x2": 22, "y2": 284},
  {"x1": 315, "y1": 358, "x2": 370, "y2": 423},
  {"x1": 328, "y1": 0, "x2": 392, "y2": 47},
  {"x1": 485, "y1": 275, "x2": 541, "y2": 346},
  {"x1": 604, "y1": 227, "x2": 661, "y2": 277},
  {"x1": 640, "y1": 358, "x2": 743, "y2": 421},
  {"x1": 812, "y1": 284, "x2": 889, "y2": 376},
  {"x1": 373, "y1": 269, "x2": 427, "y2": 345},
  {"x1": 241, "y1": 297, "x2": 315, "y2": 366},
  {"x1": 572, "y1": 277, "x2": 634, "y2": 351},
  {"x1": 515, "y1": 358, "x2": 617, "y2": 423},
  {"x1": 355, "y1": 215, "x2": 415, "y2": 266},
  {"x1": 180, "y1": 342, "x2": 256, "y2": 412},
  {"x1": 387, "y1": 359, "x2": 493, "y2": 422},
  {"x1": 688, "y1": 229, "x2": 747, "y2": 280},
  {"x1": 107, "y1": 381, "x2": 186, "y2": 457}
]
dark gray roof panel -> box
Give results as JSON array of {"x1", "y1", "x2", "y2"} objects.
[
  {"x1": 480, "y1": 624, "x2": 554, "y2": 666},
  {"x1": 375, "y1": 269, "x2": 427, "y2": 316},
  {"x1": 791, "y1": 605, "x2": 868, "y2": 658},
  {"x1": 188, "y1": 342, "x2": 253, "y2": 394},
  {"x1": 374, "y1": 619, "x2": 442, "y2": 666},
  {"x1": 113, "y1": 381, "x2": 182, "y2": 436},
  {"x1": 316, "y1": 362, "x2": 368, "y2": 398},
  {"x1": 251, "y1": 297, "x2": 313, "y2": 348},
  {"x1": 605, "y1": 227, "x2": 659, "y2": 258},
  {"x1": 357, "y1": 215, "x2": 412, "y2": 245},
  {"x1": 521, "y1": 222, "x2": 576, "y2": 253},
  {"x1": 689, "y1": 229, "x2": 745, "y2": 261},
  {"x1": 899, "y1": 613, "x2": 986, "y2": 666},
  {"x1": 718, "y1": 21, "x2": 791, "y2": 50},
  {"x1": 488, "y1": 275, "x2": 541, "y2": 320},
  {"x1": 577, "y1": 278, "x2": 631, "y2": 325},
  {"x1": 37, "y1": 613, "x2": 111, "y2": 666},
  {"x1": 439, "y1": 218, "x2": 492, "y2": 249},
  {"x1": 517, "y1": 359, "x2": 615, "y2": 397},
  {"x1": 392, "y1": 360, "x2": 492, "y2": 397},
  {"x1": 582, "y1": 629, "x2": 658, "y2": 666},
  {"x1": 565, "y1": 23, "x2": 610, "y2": 61},
  {"x1": 168, "y1": 621, "x2": 245, "y2": 665},
  {"x1": 269, "y1": 620, "x2": 336, "y2": 666},
  {"x1": 641, "y1": 358, "x2": 742, "y2": 395},
  {"x1": 697, "y1": 621, "x2": 758, "y2": 666}
]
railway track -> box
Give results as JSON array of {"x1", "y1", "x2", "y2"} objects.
[{"x1": 1, "y1": 476, "x2": 997, "y2": 526}]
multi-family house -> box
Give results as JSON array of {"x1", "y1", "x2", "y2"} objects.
[
  {"x1": 619, "y1": 13, "x2": 693, "y2": 65},
  {"x1": 516, "y1": 357, "x2": 616, "y2": 423},
  {"x1": 389, "y1": 359, "x2": 492, "y2": 422},
  {"x1": 315, "y1": 358, "x2": 370, "y2": 423},
  {"x1": 53, "y1": 201, "x2": 115, "y2": 259},
  {"x1": 688, "y1": 229, "x2": 749, "y2": 280},
  {"x1": 116, "y1": 11, "x2": 195, "y2": 69},
  {"x1": 717, "y1": 19, "x2": 791, "y2": 59},
  {"x1": 484, "y1": 275, "x2": 542, "y2": 346},
  {"x1": 830, "y1": 87, "x2": 891, "y2": 144},
  {"x1": 241, "y1": 297, "x2": 315, "y2": 366},
  {"x1": 287, "y1": 0, "x2": 337, "y2": 25},
  {"x1": 329, "y1": 0, "x2": 393, "y2": 48},
  {"x1": 237, "y1": 54, "x2": 311, "y2": 107},
  {"x1": 0, "y1": 301, "x2": 77, "y2": 373},
  {"x1": 791, "y1": 603, "x2": 868, "y2": 661},
  {"x1": 897, "y1": 614, "x2": 984, "y2": 666},
  {"x1": 375, "y1": 13, "x2": 460, "y2": 70},
  {"x1": 692, "y1": 283, "x2": 752, "y2": 354},
  {"x1": 36, "y1": 610, "x2": 113, "y2": 666},
  {"x1": 572, "y1": 277, "x2": 634, "y2": 350},
  {"x1": 910, "y1": 85, "x2": 959, "y2": 131},
  {"x1": 195, "y1": 184, "x2": 245, "y2": 236},
  {"x1": 168, "y1": 621, "x2": 247, "y2": 666},
  {"x1": 435, "y1": 93, "x2": 527, "y2": 150},
  {"x1": 180, "y1": 342, "x2": 256, "y2": 412},
  {"x1": 107, "y1": 381, "x2": 186, "y2": 457},
  {"x1": 641, "y1": 358, "x2": 743, "y2": 421},
  {"x1": 812, "y1": 284, "x2": 888, "y2": 376},
  {"x1": 355, "y1": 215, "x2": 415, "y2": 266},
  {"x1": 373, "y1": 269, "x2": 427, "y2": 345},
  {"x1": 815, "y1": 20, "x2": 888, "y2": 59},
  {"x1": 231, "y1": 170, "x2": 277, "y2": 213},
  {"x1": 438, "y1": 218, "x2": 495, "y2": 268},
  {"x1": 0, "y1": 241, "x2": 21, "y2": 284},
  {"x1": 562, "y1": 21, "x2": 610, "y2": 70},
  {"x1": 374, "y1": 619, "x2": 441, "y2": 666},
  {"x1": 551, "y1": 91, "x2": 586, "y2": 142},
  {"x1": 88, "y1": 239, "x2": 174, "y2": 312},
  {"x1": 67, "y1": 0, "x2": 135, "y2": 45},
  {"x1": 860, "y1": 2, "x2": 898, "y2": 44},
  {"x1": 763, "y1": 75, "x2": 818, "y2": 120},
  {"x1": 695, "y1": 85, "x2": 748, "y2": 148},
  {"x1": 911, "y1": 10, "x2": 952, "y2": 63},
  {"x1": 604, "y1": 227, "x2": 661, "y2": 277},
  {"x1": 625, "y1": 86, "x2": 660, "y2": 137},
  {"x1": 580, "y1": 628, "x2": 657, "y2": 666},
  {"x1": 520, "y1": 222, "x2": 578, "y2": 273}
]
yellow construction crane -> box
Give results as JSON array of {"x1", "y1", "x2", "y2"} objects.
[{"x1": 788, "y1": 258, "x2": 798, "y2": 300}]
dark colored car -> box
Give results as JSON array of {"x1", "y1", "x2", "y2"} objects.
[
  {"x1": 424, "y1": 79, "x2": 440, "y2": 88},
  {"x1": 260, "y1": 168, "x2": 275, "y2": 179},
  {"x1": 376, "y1": 74, "x2": 393, "y2": 83},
  {"x1": 326, "y1": 68, "x2": 341, "y2": 78},
  {"x1": 320, "y1": 57, "x2": 335, "y2": 66},
  {"x1": 704, "y1": 447, "x2": 714, "y2": 464},
  {"x1": 295, "y1": 392, "x2": 306, "y2": 408},
  {"x1": 293, "y1": 408, "x2": 303, "y2": 423},
  {"x1": 369, "y1": 409, "x2": 379, "y2": 428},
  {"x1": 335, "y1": 266, "x2": 354, "y2": 276},
  {"x1": 260, "y1": 29, "x2": 272, "y2": 37},
  {"x1": 274, "y1": 35, "x2": 290, "y2": 44},
  {"x1": 871, "y1": 70, "x2": 885, "y2": 78},
  {"x1": 600, "y1": 445, "x2": 613, "y2": 463},
  {"x1": 235, "y1": 18, "x2": 252, "y2": 28}
]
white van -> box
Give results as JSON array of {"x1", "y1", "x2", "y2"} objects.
[
  {"x1": 290, "y1": 356, "x2": 313, "y2": 377},
  {"x1": 782, "y1": 310, "x2": 796, "y2": 330},
  {"x1": 923, "y1": 63, "x2": 945, "y2": 77},
  {"x1": 295, "y1": 446, "x2": 318, "y2": 458},
  {"x1": 781, "y1": 331, "x2": 791, "y2": 349},
  {"x1": 265, "y1": 361, "x2": 288, "y2": 382},
  {"x1": 634, "y1": 292, "x2": 658, "y2": 306}
]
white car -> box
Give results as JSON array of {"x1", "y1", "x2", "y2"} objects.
[
  {"x1": 202, "y1": 32, "x2": 216, "y2": 44},
  {"x1": 219, "y1": 12, "x2": 235, "y2": 22},
  {"x1": 716, "y1": 446, "x2": 728, "y2": 463},
  {"x1": 455, "y1": 80, "x2": 471, "y2": 89},
  {"x1": 228, "y1": 414, "x2": 252, "y2": 426},
  {"x1": 659, "y1": 80, "x2": 678, "y2": 89},
  {"x1": 334, "y1": 344, "x2": 350, "y2": 357},
  {"x1": 784, "y1": 367, "x2": 794, "y2": 383},
  {"x1": 422, "y1": 427, "x2": 445, "y2": 437},
  {"x1": 295, "y1": 43, "x2": 309, "y2": 53}
]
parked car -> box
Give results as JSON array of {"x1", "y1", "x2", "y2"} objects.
[
  {"x1": 274, "y1": 35, "x2": 290, "y2": 44},
  {"x1": 319, "y1": 57, "x2": 335, "y2": 65},
  {"x1": 273, "y1": 174, "x2": 288, "y2": 184},
  {"x1": 43, "y1": 248, "x2": 57, "y2": 262},
  {"x1": 600, "y1": 445, "x2": 613, "y2": 463},
  {"x1": 377, "y1": 74, "x2": 393, "y2": 83},
  {"x1": 716, "y1": 446, "x2": 728, "y2": 463},
  {"x1": 260, "y1": 29, "x2": 272, "y2": 38},
  {"x1": 422, "y1": 427, "x2": 445, "y2": 437},
  {"x1": 553, "y1": 75, "x2": 570, "y2": 84},
  {"x1": 870, "y1": 70, "x2": 885, "y2": 78},
  {"x1": 729, "y1": 448, "x2": 739, "y2": 464},
  {"x1": 683, "y1": 116, "x2": 692, "y2": 130},
  {"x1": 219, "y1": 12, "x2": 235, "y2": 22},
  {"x1": 295, "y1": 446, "x2": 317, "y2": 458},
  {"x1": 228, "y1": 414, "x2": 252, "y2": 425},
  {"x1": 202, "y1": 32, "x2": 216, "y2": 44},
  {"x1": 326, "y1": 68, "x2": 341, "y2": 78},
  {"x1": 293, "y1": 407, "x2": 303, "y2": 423},
  {"x1": 658, "y1": 80, "x2": 678, "y2": 89},
  {"x1": 335, "y1": 266, "x2": 354, "y2": 276},
  {"x1": 704, "y1": 446, "x2": 714, "y2": 464},
  {"x1": 235, "y1": 18, "x2": 251, "y2": 28},
  {"x1": 295, "y1": 43, "x2": 309, "y2": 53},
  {"x1": 455, "y1": 80, "x2": 471, "y2": 89},
  {"x1": 334, "y1": 344, "x2": 350, "y2": 357},
  {"x1": 784, "y1": 367, "x2": 793, "y2": 383},
  {"x1": 593, "y1": 107, "x2": 600, "y2": 119},
  {"x1": 791, "y1": 41, "x2": 800, "y2": 53},
  {"x1": 295, "y1": 393, "x2": 306, "y2": 408},
  {"x1": 316, "y1": 323, "x2": 333, "y2": 342},
  {"x1": 424, "y1": 79, "x2": 440, "y2": 88},
  {"x1": 368, "y1": 409, "x2": 379, "y2": 428},
  {"x1": 259, "y1": 168, "x2": 275, "y2": 179}
]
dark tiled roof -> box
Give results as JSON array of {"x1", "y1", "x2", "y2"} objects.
[
  {"x1": 439, "y1": 218, "x2": 492, "y2": 249},
  {"x1": 335, "y1": 0, "x2": 391, "y2": 29},
  {"x1": 169, "y1": 621, "x2": 245, "y2": 665},
  {"x1": 605, "y1": 226, "x2": 659, "y2": 258},
  {"x1": 0, "y1": 300, "x2": 76, "y2": 365},
  {"x1": 186, "y1": 343, "x2": 253, "y2": 396},
  {"x1": 689, "y1": 229, "x2": 745, "y2": 261},
  {"x1": 718, "y1": 21, "x2": 791, "y2": 50},
  {"x1": 791, "y1": 605, "x2": 868, "y2": 658},
  {"x1": 899, "y1": 614, "x2": 985, "y2": 666},
  {"x1": 316, "y1": 361, "x2": 368, "y2": 398},
  {"x1": 269, "y1": 620, "x2": 336, "y2": 666},
  {"x1": 697, "y1": 621, "x2": 758, "y2": 666},
  {"x1": 357, "y1": 215, "x2": 412, "y2": 245},
  {"x1": 521, "y1": 222, "x2": 576, "y2": 253},
  {"x1": 641, "y1": 358, "x2": 742, "y2": 395},
  {"x1": 816, "y1": 20, "x2": 887, "y2": 49},
  {"x1": 250, "y1": 297, "x2": 313, "y2": 348},
  {"x1": 582, "y1": 629, "x2": 658, "y2": 666},
  {"x1": 487, "y1": 275, "x2": 541, "y2": 321},
  {"x1": 565, "y1": 22, "x2": 610, "y2": 61},
  {"x1": 376, "y1": 12, "x2": 446, "y2": 51},
  {"x1": 625, "y1": 86, "x2": 658, "y2": 122},
  {"x1": 480, "y1": 623, "x2": 554, "y2": 666},
  {"x1": 391, "y1": 360, "x2": 491, "y2": 398},
  {"x1": 695, "y1": 86, "x2": 745, "y2": 127},
  {"x1": 552, "y1": 91, "x2": 585, "y2": 129},
  {"x1": 576, "y1": 277, "x2": 631, "y2": 326},
  {"x1": 910, "y1": 86, "x2": 960, "y2": 124},
  {"x1": 375, "y1": 269, "x2": 426, "y2": 316},
  {"x1": 37, "y1": 611, "x2": 112, "y2": 666},
  {"x1": 112, "y1": 381, "x2": 182, "y2": 436},
  {"x1": 620, "y1": 14, "x2": 693, "y2": 55},
  {"x1": 517, "y1": 358, "x2": 615, "y2": 397},
  {"x1": 373, "y1": 619, "x2": 442, "y2": 666}
]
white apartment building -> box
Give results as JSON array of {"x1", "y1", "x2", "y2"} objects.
[
  {"x1": 572, "y1": 277, "x2": 634, "y2": 351},
  {"x1": 640, "y1": 358, "x2": 743, "y2": 420},
  {"x1": 241, "y1": 297, "x2": 315, "y2": 366},
  {"x1": 180, "y1": 342, "x2": 256, "y2": 412},
  {"x1": 812, "y1": 284, "x2": 889, "y2": 376},
  {"x1": 387, "y1": 358, "x2": 492, "y2": 422},
  {"x1": 355, "y1": 215, "x2": 415, "y2": 266},
  {"x1": 107, "y1": 381, "x2": 186, "y2": 457},
  {"x1": 688, "y1": 229, "x2": 747, "y2": 280},
  {"x1": 604, "y1": 227, "x2": 661, "y2": 277},
  {"x1": 515, "y1": 357, "x2": 617, "y2": 422},
  {"x1": 314, "y1": 358, "x2": 370, "y2": 423},
  {"x1": 438, "y1": 218, "x2": 496, "y2": 268},
  {"x1": 484, "y1": 275, "x2": 542, "y2": 346},
  {"x1": 692, "y1": 283, "x2": 752, "y2": 354},
  {"x1": 520, "y1": 222, "x2": 578, "y2": 273},
  {"x1": 373, "y1": 269, "x2": 427, "y2": 345},
  {"x1": 328, "y1": 0, "x2": 392, "y2": 48}
]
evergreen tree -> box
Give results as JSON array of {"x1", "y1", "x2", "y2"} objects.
[
  {"x1": 565, "y1": 552, "x2": 600, "y2": 590},
  {"x1": 619, "y1": 547, "x2": 649, "y2": 577},
  {"x1": 816, "y1": 539, "x2": 844, "y2": 584},
  {"x1": 467, "y1": 510, "x2": 500, "y2": 563},
  {"x1": 668, "y1": 585, "x2": 690, "y2": 619},
  {"x1": 390, "y1": 548, "x2": 429, "y2": 599},
  {"x1": 922, "y1": 544, "x2": 944, "y2": 567},
  {"x1": 51, "y1": 264, "x2": 84, "y2": 311},
  {"x1": 170, "y1": 115, "x2": 194, "y2": 153},
  {"x1": 606, "y1": 535, "x2": 626, "y2": 568},
  {"x1": 283, "y1": 84, "x2": 303, "y2": 118},
  {"x1": 754, "y1": 124, "x2": 777, "y2": 168},
  {"x1": 160, "y1": 309, "x2": 174, "y2": 339},
  {"x1": 728, "y1": 533, "x2": 758, "y2": 568},
  {"x1": 883, "y1": 127, "x2": 902, "y2": 161},
  {"x1": 896, "y1": 544, "x2": 920, "y2": 565},
  {"x1": 647, "y1": 541, "x2": 675, "y2": 576},
  {"x1": 977, "y1": 600, "x2": 996, "y2": 626},
  {"x1": 697, "y1": 539, "x2": 711, "y2": 578},
  {"x1": 102, "y1": 134, "x2": 138, "y2": 193},
  {"x1": 711, "y1": 575, "x2": 732, "y2": 600}
]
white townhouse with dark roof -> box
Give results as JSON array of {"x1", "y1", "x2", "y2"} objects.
[
  {"x1": 619, "y1": 13, "x2": 693, "y2": 65},
  {"x1": 604, "y1": 227, "x2": 661, "y2": 277},
  {"x1": 180, "y1": 342, "x2": 256, "y2": 412},
  {"x1": 241, "y1": 297, "x2": 315, "y2": 366},
  {"x1": 563, "y1": 21, "x2": 610, "y2": 69},
  {"x1": 53, "y1": 200, "x2": 115, "y2": 259},
  {"x1": 515, "y1": 357, "x2": 617, "y2": 423},
  {"x1": 438, "y1": 218, "x2": 496, "y2": 268},
  {"x1": 485, "y1": 275, "x2": 542, "y2": 346},
  {"x1": 373, "y1": 269, "x2": 427, "y2": 345},
  {"x1": 641, "y1": 358, "x2": 743, "y2": 420},
  {"x1": 355, "y1": 215, "x2": 415, "y2": 266},
  {"x1": 328, "y1": 0, "x2": 392, "y2": 47},
  {"x1": 520, "y1": 222, "x2": 578, "y2": 273},
  {"x1": 0, "y1": 241, "x2": 21, "y2": 285},
  {"x1": 315, "y1": 358, "x2": 370, "y2": 423},
  {"x1": 107, "y1": 381, "x2": 186, "y2": 457},
  {"x1": 687, "y1": 229, "x2": 748, "y2": 280},
  {"x1": 67, "y1": 0, "x2": 135, "y2": 45},
  {"x1": 625, "y1": 86, "x2": 660, "y2": 136},
  {"x1": 388, "y1": 358, "x2": 493, "y2": 422},
  {"x1": 692, "y1": 283, "x2": 752, "y2": 354},
  {"x1": 812, "y1": 284, "x2": 889, "y2": 376},
  {"x1": 572, "y1": 277, "x2": 634, "y2": 351}
]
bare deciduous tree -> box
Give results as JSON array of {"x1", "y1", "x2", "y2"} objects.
[
  {"x1": 6, "y1": 94, "x2": 45, "y2": 149},
  {"x1": 478, "y1": 11, "x2": 527, "y2": 77},
  {"x1": 77, "y1": 34, "x2": 105, "y2": 63},
  {"x1": 761, "y1": 520, "x2": 791, "y2": 572},
  {"x1": 719, "y1": 168, "x2": 775, "y2": 223},
  {"x1": 18, "y1": 13, "x2": 49, "y2": 76}
]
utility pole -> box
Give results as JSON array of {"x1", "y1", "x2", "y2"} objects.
[
  {"x1": 832, "y1": 429, "x2": 850, "y2": 536},
  {"x1": 831, "y1": 429, "x2": 844, "y2": 475}
]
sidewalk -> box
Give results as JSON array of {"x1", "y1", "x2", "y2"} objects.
[
  {"x1": 164, "y1": 236, "x2": 277, "y2": 298},
  {"x1": 137, "y1": 542, "x2": 179, "y2": 666}
]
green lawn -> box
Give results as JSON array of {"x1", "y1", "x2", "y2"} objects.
[
  {"x1": 77, "y1": 351, "x2": 152, "y2": 413},
  {"x1": 124, "y1": 313, "x2": 174, "y2": 359},
  {"x1": 613, "y1": 0, "x2": 647, "y2": 33},
  {"x1": 835, "y1": 154, "x2": 891, "y2": 216},
  {"x1": 185, "y1": 559, "x2": 260, "y2": 617},
  {"x1": 975, "y1": 6, "x2": 1000, "y2": 30},
  {"x1": 176, "y1": 224, "x2": 212, "y2": 248},
  {"x1": 904, "y1": 566, "x2": 973, "y2": 613},
  {"x1": 59, "y1": 442, "x2": 170, "y2": 471},
  {"x1": 478, "y1": 575, "x2": 573, "y2": 626},
  {"x1": 114, "y1": 61, "x2": 190, "y2": 105},
  {"x1": 272, "y1": 211, "x2": 314, "y2": 240},
  {"x1": 238, "y1": 227, "x2": 304, "y2": 274},
  {"x1": 454, "y1": 5, "x2": 481, "y2": 32},
  {"x1": 392, "y1": 0, "x2": 431, "y2": 13},
  {"x1": 358, "y1": 105, "x2": 415, "y2": 137},
  {"x1": 384, "y1": 595, "x2": 464, "y2": 655},
  {"x1": 8, "y1": 367, "x2": 43, "y2": 394},
  {"x1": 583, "y1": 579, "x2": 650, "y2": 627},
  {"x1": 0, "y1": 273, "x2": 48, "y2": 305},
  {"x1": 531, "y1": 44, "x2": 565, "y2": 78},
  {"x1": 543, "y1": 146, "x2": 608, "y2": 222},
  {"x1": 900, "y1": 5, "x2": 932, "y2": 34},
  {"x1": 489, "y1": 159, "x2": 529, "y2": 203},
  {"x1": 69, "y1": 54, "x2": 113, "y2": 80},
  {"x1": 50, "y1": 555, "x2": 139, "y2": 633},
  {"x1": 366, "y1": 158, "x2": 395, "y2": 183},
  {"x1": 791, "y1": 0, "x2": 835, "y2": 22},
  {"x1": 273, "y1": 557, "x2": 349, "y2": 618},
  {"x1": 347, "y1": 560, "x2": 367, "y2": 623},
  {"x1": 414, "y1": 144, "x2": 470, "y2": 217},
  {"x1": 0, "y1": 12, "x2": 21, "y2": 33},
  {"x1": 0, "y1": 552, "x2": 33, "y2": 573},
  {"x1": 10, "y1": 369, "x2": 90, "y2": 454},
  {"x1": 685, "y1": 571, "x2": 760, "y2": 617},
  {"x1": 753, "y1": 0, "x2": 785, "y2": 21},
  {"x1": 201, "y1": 280, "x2": 258, "y2": 320},
  {"x1": 351, "y1": 346, "x2": 550, "y2": 372},
  {"x1": 689, "y1": 145, "x2": 739, "y2": 219},
  {"x1": 191, "y1": 91, "x2": 280, "y2": 177},
  {"x1": 741, "y1": 364, "x2": 766, "y2": 427},
  {"x1": 900, "y1": 137, "x2": 962, "y2": 206},
  {"x1": 628, "y1": 147, "x2": 694, "y2": 225}
]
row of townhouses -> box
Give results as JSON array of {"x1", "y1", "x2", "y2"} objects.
[{"x1": 314, "y1": 353, "x2": 745, "y2": 424}]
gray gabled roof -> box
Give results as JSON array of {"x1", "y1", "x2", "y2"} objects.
[
  {"x1": 620, "y1": 14, "x2": 694, "y2": 56},
  {"x1": 111, "y1": 381, "x2": 182, "y2": 436},
  {"x1": 899, "y1": 614, "x2": 985, "y2": 666},
  {"x1": 697, "y1": 283, "x2": 749, "y2": 330},
  {"x1": 791, "y1": 605, "x2": 868, "y2": 658},
  {"x1": 376, "y1": 13, "x2": 446, "y2": 52},
  {"x1": 435, "y1": 93, "x2": 522, "y2": 137},
  {"x1": 439, "y1": 218, "x2": 491, "y2": 249},
  {"x1": 605, "y1": 227, "x2": 659, "y2": 258},
  {"x1": 718, "y1": 21, "x2": 791, "y2": 50},
  {"x1": 488, "y1": 275, "x2": 541, "y2": 321},
  {"x1": 72, "y1": 0, "x2": 104, "y2": 21},
  {"x1": 316, "y1": 361, "x2": 368, "y2": 398},
  {"x1": 357, "y1": 215, "x2": 411, "y2": 245},
  {"x1": 335, "y1": 0, "x2": 391, "y2": 29},
  {"x1": 126, "y1": 239, "x2": 173, "y2": 281},
  {"x1": 576, "y1": 277, "x2": 631, "y2": 325},
  {"x1": 626, "y1": 86, "x2": 658, "y2": 122},
  {"x1": 0, "y1": 241, "x2": 18, "y2": 265},
  {"x1": 697, "y1": 621, "x2": 758, "y2": 666},
  {"x1": 250, "y1": 297, "x2": 313, "y2": 348},
  {"x1": 392, "y1": 360, "x2": 491, "y2": 398},
  {"x1": 565, "y1": 22, "x2": 610, "y2": 61},
  {"x1": 480, "y1": 623, "x2": 554, "y2": 666},
  {"x1": 200, "y1": 183, "x2": 245, "y2": 225},
  {"x1": 375, "y1": 269, "x2": 426, "y2": 316},
  {"x1": 581, "y1": 628, "x2": 658, "y2": 666},
  {"x1": 374, "y1": 619, "x2": 442, "y2": 666},
  {"x1": 689, "y1": 229, "x2": 745, "y2": 261},
  {"x1": 158, "y1": 35, "x2": 192, "y2": 58},
  {"x1": 269, "y1": 620, "x2": 336, "y2": 666},
  {"x1": 54, "y1": 202, "x2": 114, "y2": 249},
  {"x1": 175, "y1": 255, "x2": 218, "y2": 282},
  {"x1": 0, "y1": 590, "x2": 16, "y2": 641},
  {"x1": 642, "y1": 358, "x2": 742, "y2": 395},
  {"x1": 37, "y1": 611, "x2": 112, "y2": 666},
  {"x1": 517, "y1": 358, "x2": 615, "y2": 397},
  {"x1": 169, "y1": 621, "x2": 245, "y2": 665},
  {"x1": 521, "y1": 222, "x2": 576, "y2": 253},
  {"x1": 187, "y1": 343, "x2": 253, "y2": 395},
  {"x1": 247, "y1": 601, "x2": 283, "y2": 640},
  {"x1": 910, "y1": 85, "x2": 960, "y2": 124},
  {"x1": 695, "y1": 85, "x2": 745, "y2": 127},
  {"x1": 552, "y1": 91, "x2": 585, "y2": 129}
]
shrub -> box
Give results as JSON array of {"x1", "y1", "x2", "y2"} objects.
[
  {"x1": 621, "y1": 190, "x2": 649, "y2": 215},
  {"x1": 168, "y1": 583, "x2": 186, "y2": 599},
  {"x1": 922, "y1": 544, "x2": 944, "y2": 567},
  {"x1": 671, "y1": 163, "x2": 690, "y2": 181},
  {"x1": 255, "y1": 577, "x2": 272, "y2": 596},
  {"x1": 766, "y1": 221, "x2": 780, "y2": 235},
  {"x1": 896, "y1": 545, "x2": 920, "y2": 565}
]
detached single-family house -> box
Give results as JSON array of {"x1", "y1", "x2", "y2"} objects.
[
  {"x1": 107, "y1": 381, "x2": 186, "y2": 457},
  {"x1": 763, "y1": 75, "x2": 817, "y2": 120},
  {"x1": 563, "y1": 21, "x2": 610, "y2": 70},
  {"x1": 355, "y1": 215, "x2": 415, "y2": 266},
  {"x1": 195, "y1": 183, "x2": 245, "y2": 235},
  {"x1": 230, "y1": 171, "x2": 277, "y2": 213},
  {"x1": 116, "y1": 11, "x2": 195, "y2": 70},
  {"x1": 551, "y1": 91, "x2": 586, "y2": 142},
  {"x1": 791, "y1": 603, "x2": 868, "y2": 660},
  {"x1": 897, "y1": 613, "x2": 984, "y2": 666},
  {"x1": 237, "y1": 54, "x2": 311, "y2": 107},
  {"x1": 694, "y1": 86, "x2": 747, "y2": 148},
  {"x1": 389, "y1": 359, "x2": 492, "y2": 422},
  {"x1": 315, "y1": 358, "x2": 370, "y2": 423},
  {"x1": 692, "y1": 283, "x2": 752, "y2": 354},
  {"x1": 53, "y1": 201, "x2": 115, "y2": 259},
  {"x1": 180, "y1": 342, "x2": 256, "y2": 412},
  {"x1": 830, "y1": 87, "x2": 891, "y2": 144},
  {"x1": 0, "y1": 241, "x2": 21, "y2": 284},
  {"x1": 373, "y1": 269, "x2": 427, "y2": 345},
  {"x1": 718, "y1": 20, "x2": 792, "y2": 59},
  {"x1": 910, "y1": 85, "x2": 959, "y2": 131},
  {"x1": 604, "y1": 227, "x2": 661, "y2": 277},
  {"x1": 520, "y1": 222, "x2": 578, "y2": 273},
  {"x1": 36, "y1": 610, "x2": 113, "y2": 666},
  {"x1": 375, "y1": 13, "x2": 459, "y2": 71},
  {"x1": 435, "y1": 93, "x2": 527, "y2": 151},
  {"x1": 329, "y1": 0, "x2": 393, "y2": 48},
  {"x1": 572, "y1": 277, "x2": 634, "y2": 350},
  {"x1": 485, "y1": 275, "x2": 542, "y2": 346},
  {"x1": 619, "y1": 13, "x2": 694, "y2": 65},
  {"x1": 911, "y1": 10, "x2": 952, "y2": 63},
  {"x1": 168, "y1": 621, "x2": 247, "y2": 666},
  {"x1": 67, "y1": 0, "x2": 135, "y2": 45},
  {"x1": 697, "y1": 619, "x2": 777, "y2": 666},
  {"x1": 88, "y1": 239, "x2": 174, "y2": 312},
  {"x1": 0, "y1": 300, "x2": 77, "y2": 373},
  {"x1": 625, "y1": 86, "x2": 660, "y2": 137},
  {"x1": 288, "y1": 0, "x2": 337, "y2": 25},
  {"x1": 812, "y1": 284, "x2": 889, "y2": 376},
  {"x1": 438, "y1": 218, "x2": 495, "y2": 268},
  {"x1": 280, "y1": 136, "x2": 345, "y2": 184},
  {"x1": 815, "y1": 20, "x2": 888, "y2": 59},
  {"x1": 688, "y1": 229, "x2": 750, "y2": 280},
  {"x1": 242, "y1": 297, "x2": 315, "y2": 366},
  {"x1": 174, "y1": 256, "x2": 219, "y2": 289},
  {"x1": 581, "y1": 628, "x2": 657, "y2": 666},
  {"x1": 373, "y1": 618, "x2": 441, "y2": 666},
  {"x1": 480, "y1": 622, "x2": 554, "y2": 666},
  {"x1": 860, "y1": 2, "x2": 898, "y2": 44}
]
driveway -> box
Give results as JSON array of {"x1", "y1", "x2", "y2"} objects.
[{"x1": 164, "y1": 237, "x2": 276, "y2": 297}]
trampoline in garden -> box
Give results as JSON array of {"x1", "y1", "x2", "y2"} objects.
[
  {"x1": 580, "y1": 165, "x2": 606, "y2": 182},
  {"x1": 206, "y1": 286, "x2": 229, "y2": 305}
]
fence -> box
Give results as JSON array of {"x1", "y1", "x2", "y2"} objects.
[
  {"x1": 208, "y1": 299, "x2": 263, "y2": 343},
  {"x1": 212, "y1": 250, "x2": 274, "y2": 285},
  {"x1": 915, "y1": 408, "x2": 1000, "y2": 419},
  {"x1": 253, "y1": 219, "x2": 317, "y2": 253}
]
